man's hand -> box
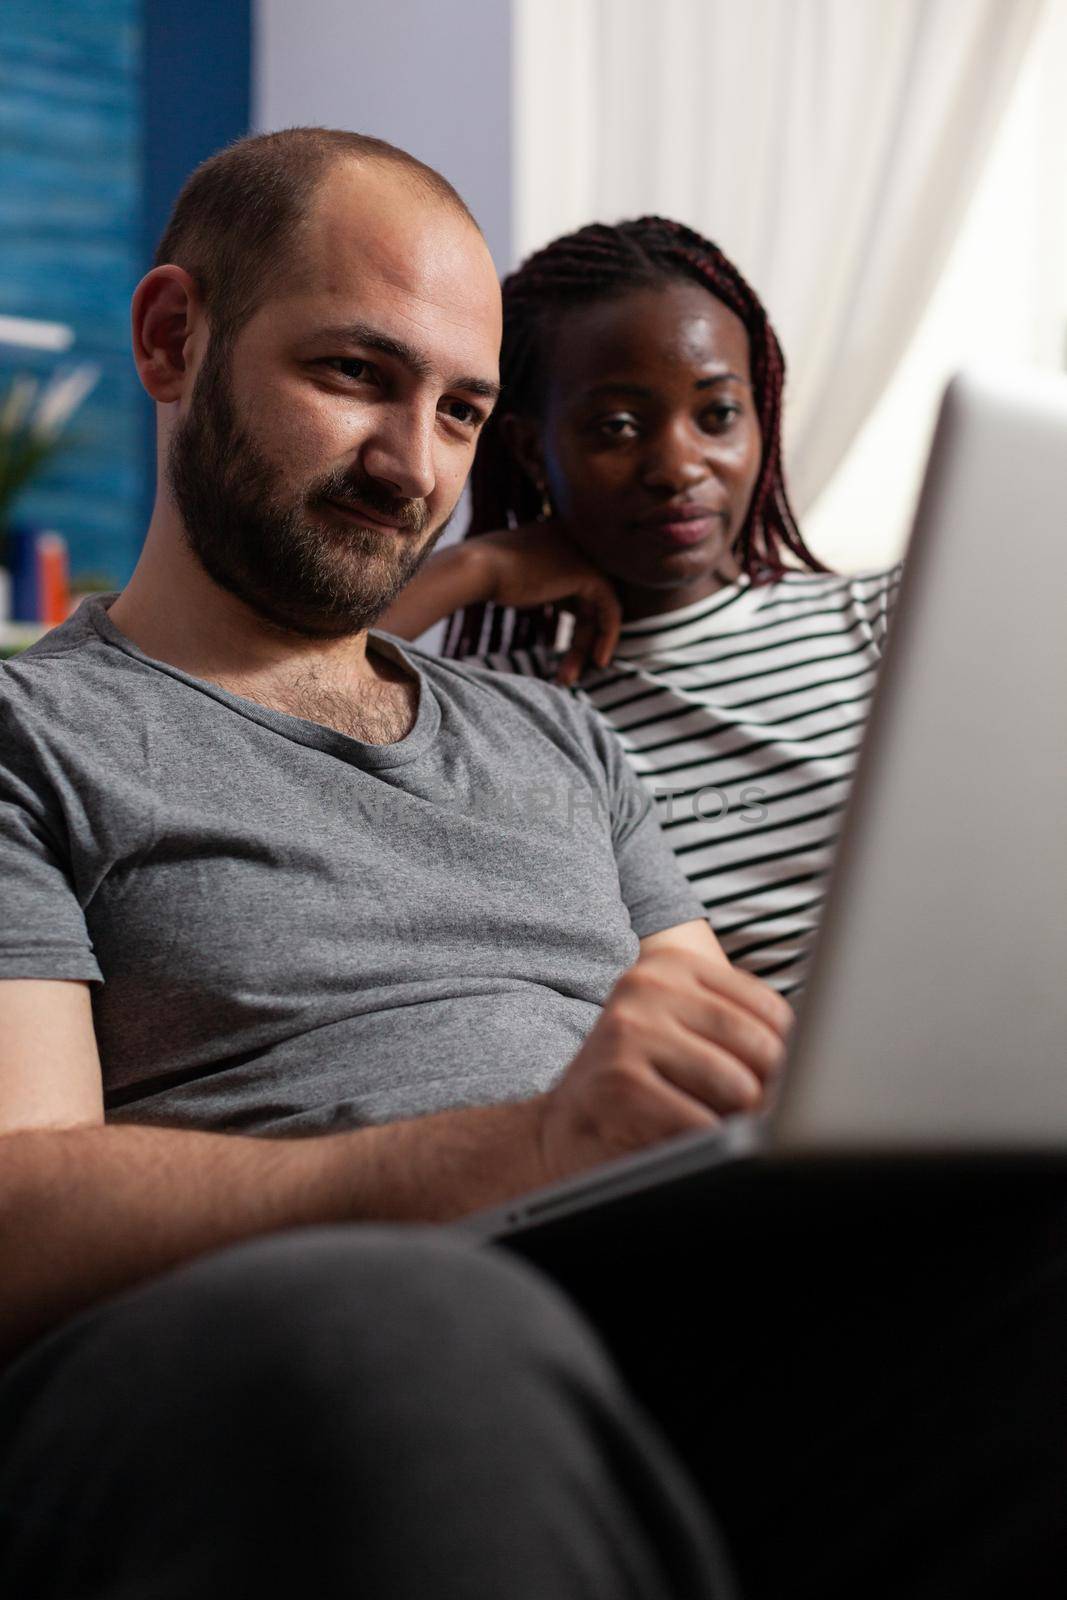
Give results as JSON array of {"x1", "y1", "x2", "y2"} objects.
[{"x1": 537, "y1": 947, "x2": 794, "y2": 1182}]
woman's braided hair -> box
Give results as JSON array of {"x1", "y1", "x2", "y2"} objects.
[{"x1": 444, "y1": 216, "x2": 826, "y2": 658}]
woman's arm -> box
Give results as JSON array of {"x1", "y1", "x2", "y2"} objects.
[
  {"x1": 378, "y1": 541, "x2": 499, "y2": 642},
  {"x1": 378, "y1": 524, "x2": 623, "y2": 677}
]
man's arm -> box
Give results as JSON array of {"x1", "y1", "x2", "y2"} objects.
[
  {"x1": 2, "y1": 979, "x2": 103, "y2": 1129},
  {"x1": 0, "y1": 979, "x2": 551, "y2": 1366},
  {"x1": 0, "y1": 954, "x2": 790, "y2": 1368},
  {"x1": 0, "y1": 1103, "x2": 551, "y2": 1368},
  {"x1": 639, "y1": 918, "x2": 730, "y2": 965}
]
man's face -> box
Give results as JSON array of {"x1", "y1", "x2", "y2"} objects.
[{"x1": 167, "y1": 163, "x2": 502, "y2": 638}]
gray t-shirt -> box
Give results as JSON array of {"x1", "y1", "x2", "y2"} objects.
[{"x1": 0, "y1": 597, "x2": 703, "y2": 1135}]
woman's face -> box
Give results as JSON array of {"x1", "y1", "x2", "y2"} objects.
[{"x1": 526, "y1": 279, "x2": 763, "y2": 619}]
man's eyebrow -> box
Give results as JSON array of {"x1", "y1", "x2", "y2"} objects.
[
  {"x1": 314, "y1": 323, "x2": 500, "y2": 403},
  {"x1": 453, "y1": 374, "x2": 502, "y2": 403}
]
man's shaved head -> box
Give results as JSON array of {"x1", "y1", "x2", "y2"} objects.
[{"x1": 153, "y1": 127, "x2": 481, "y2": 345}]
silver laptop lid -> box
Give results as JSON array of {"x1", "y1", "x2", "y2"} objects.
[{"x1": 773, "y1": 367, "x2": 1067, "y2": 1151}]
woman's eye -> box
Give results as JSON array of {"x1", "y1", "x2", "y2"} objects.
[
  {"x1": 596, "y1": 414, "x2": 640, "y2": 441},
  {"x1": 702, "y1": 403, "x2": 741, "y2": 431}
]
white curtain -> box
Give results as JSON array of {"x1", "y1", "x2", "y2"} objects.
[{"x1": 513, "y1": 0, "x2": 1047, "y2": 514}]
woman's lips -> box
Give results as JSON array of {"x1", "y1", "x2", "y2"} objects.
[{"x1": 646, "y1": 513, "x2": 725, "y2": 547}]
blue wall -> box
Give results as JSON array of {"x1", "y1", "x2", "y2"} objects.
[
  {"x1": 141, "y1": 0, "x2": 252, "y2": 538},
  {"x1": 0, "y1": 0, "x2": 143, "y2": 585},
  {"x1": 0, "y1": 0, "x2": 252, "y2": 587}
]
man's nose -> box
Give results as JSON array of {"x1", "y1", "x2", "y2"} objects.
[
  {"x1": 640, "y1": 419, "x2": 712, "y2": 494},
  {"x1": 360, "y1": 403, "x2": 437, "y2": 502}
]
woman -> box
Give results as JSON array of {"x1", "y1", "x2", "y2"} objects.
[{"x1": 381, "y1": 218, "x2": 900, "y2": 997}]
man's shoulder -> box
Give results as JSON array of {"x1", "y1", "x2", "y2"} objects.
[
  {"x1": 3, "y1": 596, "x2": 123, "y2": 678},
  {"x1": 0, "y1": 597, "x2": 145, "y2": 746}
]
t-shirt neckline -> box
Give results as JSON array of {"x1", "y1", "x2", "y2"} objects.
[{"x1": 83, "y1": 595, "x2": 441, "y2": 769}]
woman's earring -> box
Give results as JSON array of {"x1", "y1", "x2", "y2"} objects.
[{"x1": 535, "y1": 481, "x2": 553, "y2": 522}]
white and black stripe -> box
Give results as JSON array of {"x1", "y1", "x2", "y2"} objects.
[{"x1": 471, "y1": 567, "x2": 901, "y2": 997}]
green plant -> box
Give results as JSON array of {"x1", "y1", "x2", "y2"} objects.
[{"x1": 0, "y1": 365, "x2": 99, "y2": 561}]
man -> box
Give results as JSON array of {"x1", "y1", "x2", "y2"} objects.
[
  {"x1": 1, "y1": 130, "x2": 1064, "y2": 1600},
  {"x1": 0, "y1": 127, "x2": 780, "y2": 1599}
]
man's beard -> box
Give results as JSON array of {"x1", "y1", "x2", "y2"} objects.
[{"x1": 167, "y1": 340, "x2": 449, "y2": 639}]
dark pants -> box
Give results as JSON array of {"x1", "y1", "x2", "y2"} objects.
[
  {"x1": 0, "y1": 1227, "x2": 733, "y2": 1599},
  {"x1": 2, "y1": 1159, "x2": 1066, "y2": 1598},
  {"x1": 504, "y1": 1155, "x2": 1067, "y2": 1599}
]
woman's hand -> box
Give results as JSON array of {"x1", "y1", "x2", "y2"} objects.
[
  {"x1": 476, "y1": 521, "x2": 622, "y2": 683},
  {"x1": 377, "y1": 521, "x2": 622, "y2": 682}
]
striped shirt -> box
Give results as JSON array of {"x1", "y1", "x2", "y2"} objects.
[{"x1": 469, "y1": 567, "x2": 902, "y2": 998}]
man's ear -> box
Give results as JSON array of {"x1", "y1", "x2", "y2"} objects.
[
  {"x1": 500, "y1": 412, "x2": 547, "y2": 495},
  {"x1": 131, "y1": 266, "x2": 203, "y2": 404}
]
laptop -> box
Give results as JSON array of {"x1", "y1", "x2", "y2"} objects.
[{"x1": 461, "y1": 365, "x2": 1067, "y2": 1249}]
